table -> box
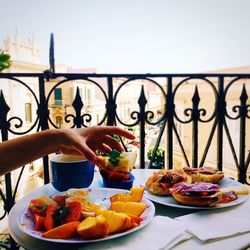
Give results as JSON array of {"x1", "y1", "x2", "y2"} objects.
[{"x1": 8, "y1": 169, "x2": 250, "y2": 250}]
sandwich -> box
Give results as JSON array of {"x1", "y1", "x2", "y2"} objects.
[
  {"x1": 170, "y1": 182, "x2": 223, "y2": 207},
  {"x1": 96, "y1": 150, "x2": 137, "y2": 181}
]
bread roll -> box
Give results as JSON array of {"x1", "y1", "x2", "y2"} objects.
[
  {"x1": 183, "y1": 166, "x2": 224, "y2": 183},
  {"x1": 145, "y1": 169, "x2": 192, "y2": 196}
]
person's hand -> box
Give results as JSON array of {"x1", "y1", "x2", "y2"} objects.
[{"x1": 55, "y1": 126, "x2": 136, "y2": 164}]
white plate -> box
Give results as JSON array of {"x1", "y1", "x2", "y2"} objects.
[
  {"x1": 144, "y1": 177, "x2": 249, "y2": 210},
  {"x1": 17, "y1": 187, "x2": 155, "y2": 243}
]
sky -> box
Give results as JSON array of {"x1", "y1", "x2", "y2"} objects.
[{"x1": 1, "y1": 0, "x2": 250, "y2": 73}]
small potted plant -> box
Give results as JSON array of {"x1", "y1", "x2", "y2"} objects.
[{"x1": 147, "y1": 146, "x2": 165, "y2": 169}]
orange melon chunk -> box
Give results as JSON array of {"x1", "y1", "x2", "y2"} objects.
[
  {"x1": 110, "y1": 201, "x2": 147, "y2": 217},
  {"x1": 77, "y1": 214, "x2": 109, "y2": 239},
  {"x1": 97, "y1": 210, "x2": 134, "y2": 234},
  {"x1": 110, "y1": 187, "x2": 145, "y2": 203},
  {"x1": 42, "y1": 221, "x2": 80, "y2": 239}
]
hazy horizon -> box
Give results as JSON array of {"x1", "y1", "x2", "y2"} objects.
[{"x1": 1, "y1": 0, "x2": 250, "y2": 73}]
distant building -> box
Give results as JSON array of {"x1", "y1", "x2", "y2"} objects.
[
  {"x1": 1, "y1": 29, "x2": 47, "y2": 135},
  {"x1": 0, "y1": 31, "x2": 47, "y2": 214}
]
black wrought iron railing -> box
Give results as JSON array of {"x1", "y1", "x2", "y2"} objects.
[{"x1": 0, "y1": 71, "x2": 250, "y2": 249}]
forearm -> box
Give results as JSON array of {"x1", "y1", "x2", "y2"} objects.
[
  {"x1": 0, "y1": 130, "x2": 59, "y2": 176},
  {"x1": 0, "y1": 126, "x2": 136, "y2": 176}
]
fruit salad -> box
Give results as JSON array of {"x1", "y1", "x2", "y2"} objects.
[{"x1": 26, "y1": 187, "x2": 146, "y2": 240}]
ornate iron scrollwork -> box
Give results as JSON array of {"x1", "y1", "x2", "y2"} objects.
[{"x1": 0, "y1": 72, "x2": 250, "y2": 250}]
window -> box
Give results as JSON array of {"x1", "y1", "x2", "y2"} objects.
[
  {"x1": 54, "y1": 88, "x2": 62, "y2": 105},
  {"x1": 79, "y1": 87, "x2": 83, "y2": 98},
  {"x1": 77, "y1": 87, "x2": 84, "y2": 103},
  {"x1": 87, "y1": 88, "x2": 92, "y2": 105},
  {"x1": 25, "y1": 103, "x2": 32, "y2": 123}
]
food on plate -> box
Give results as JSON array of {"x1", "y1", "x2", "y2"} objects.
[
  {"x1": 77, "y1": 214, "x2": 109, "y2": 239},
  {"x1": 28, "y1": 200, "x2": 47, "y2": 217},
  {"x1": 26, "y1": 186, "x2": 147, "y2": 240},
  {"x1": 63, "y1": 201, "x2": 82, "y2": 223},
  {"x1": 34, "y1": 194, "x2": 57, "y2": 206},
  {"x1": 65, "y1": 189, "x2": 91, "y2": 211},
  {"x1": 44, "y1": 204, "x2": 58, "y2": 231},
  {"x1": 96, "y1": 150, "x2": 137, "y2": 181},
  {"x1": 52, "y1": 195, "x2": 67, "y2": 206},
  {"x1": 81, "y1": 204, "x2": 102, "y2": 219},
  {"x1": 42, "y1": 221, "x2": 80, "y2": 239},
  {"x1": 183, "y1": 166, "x2": 224, "y2": 183},
  {"x1": 33, "y1": 214, "x2": 45, "y2": 230},
  {"x1": 145, "y1": 166, "x2": 224, "y2": 197},
  {"x1": 110, "y1": 186, "x2": 144, "y2": 202},
  {"x1": 28, "y1": 195, "x2": 57, "y2": 216},
  {"x1": 110, "y1": 201, "x2": 147, "y2": 217},
  {"x1": 220, "y1": 185, "x2": 249, "y2": 195},
  {"x1": 97, "y1": 210, "x2": 137, "y2": 234},
  {"x1": 170, "y1": 182, "x2": 222, "y2": 207},
  {"x1": 65, "y1": 188, "x2": 91, "y2": 205},
  {"x1": 219, "y1": 190, "x2": 238, "y2": 204},
  {"x1": 145, "y1": 169, "x2": 192, "y2": 196},
  {"x1": 66, "y1": 188, "x2": 89, "y2": 198},
  {"x1": 170, "y1": 182, "x2": 250, "y2": 207},
  {"x1": 219, "y1": 185, "x2": 249, "y2": 204},
  {"x1": 66, "y1": 196, "x2": 91, "y2": 206}
]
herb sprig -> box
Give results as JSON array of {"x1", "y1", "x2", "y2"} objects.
[
  {"x1": 52, "y1": 206, "x2": 69, "y2": 226},
  {"x1": 108, "y1": 150, "x2": 121, "y2": 166}
]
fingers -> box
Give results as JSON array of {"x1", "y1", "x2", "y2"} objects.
[
  {"x1": 71, "y1": 140, "x2": 97, "y2": 164},
  {"x1": 98, "y1": 143, "x2": 113, "y2": 153},
  {"x1": 95, "y1": 126, "x2": 136, "y2": 140},
  {"x1": 61, "y1": 126, "x2": 135, "y2": 165},
  {"x1": 101, "y1": 135, "x2": 124, "y2": 152},
  {"x1": 59, "y1": 148, "x2": 83, "y2": 156}
]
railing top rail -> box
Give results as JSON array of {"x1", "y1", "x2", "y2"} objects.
[{"x1": 1, "y1": 72, "x2": 250, "y2": 78}]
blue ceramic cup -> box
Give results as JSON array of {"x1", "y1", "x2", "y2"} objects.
[{"x1": 50, "y1": 154, "x2": 95, "y2": 192}]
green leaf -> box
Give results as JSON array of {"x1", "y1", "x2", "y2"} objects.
[
  {"x1": 0, "y1": 50, "x2": 11, "y2": 72},
  {"x1": 52, "y1": 206, "x2": 69, "y2": 226},
  {"x1": 0, "y1": 62, "x2": 10, "y2": 68},
  {"x1": 0, "y1": 54, "x2": 10, "y2": 61},
  {"x1": 108, "y1": 150, "x2": 121, "y2": 166}
]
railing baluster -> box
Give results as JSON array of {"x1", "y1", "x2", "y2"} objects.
[
  {"x1": 138, "y1": 86, "x2": 147, "y2": 169},
  {"x1": 239, "y1": 84, "x2": 248, "y2": 183},
  {"x1": 72, "y1": 87, "x2": 84, "y2": 128},
  {"x1": 166, "y1": 76, "x2": 174, "y2": 169},
  {"x1": 217, "y1": 76, "x2": 225, "y2": 171},
  {"x1": 106, "y1": 76, "x2": 116, "y2": 126},
  {"x1": 38, "y1": 76, "x2": 50, "y2": 184},
  {"x1": 191, "y1": 86, "x2": 200, "y2": 168}
]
